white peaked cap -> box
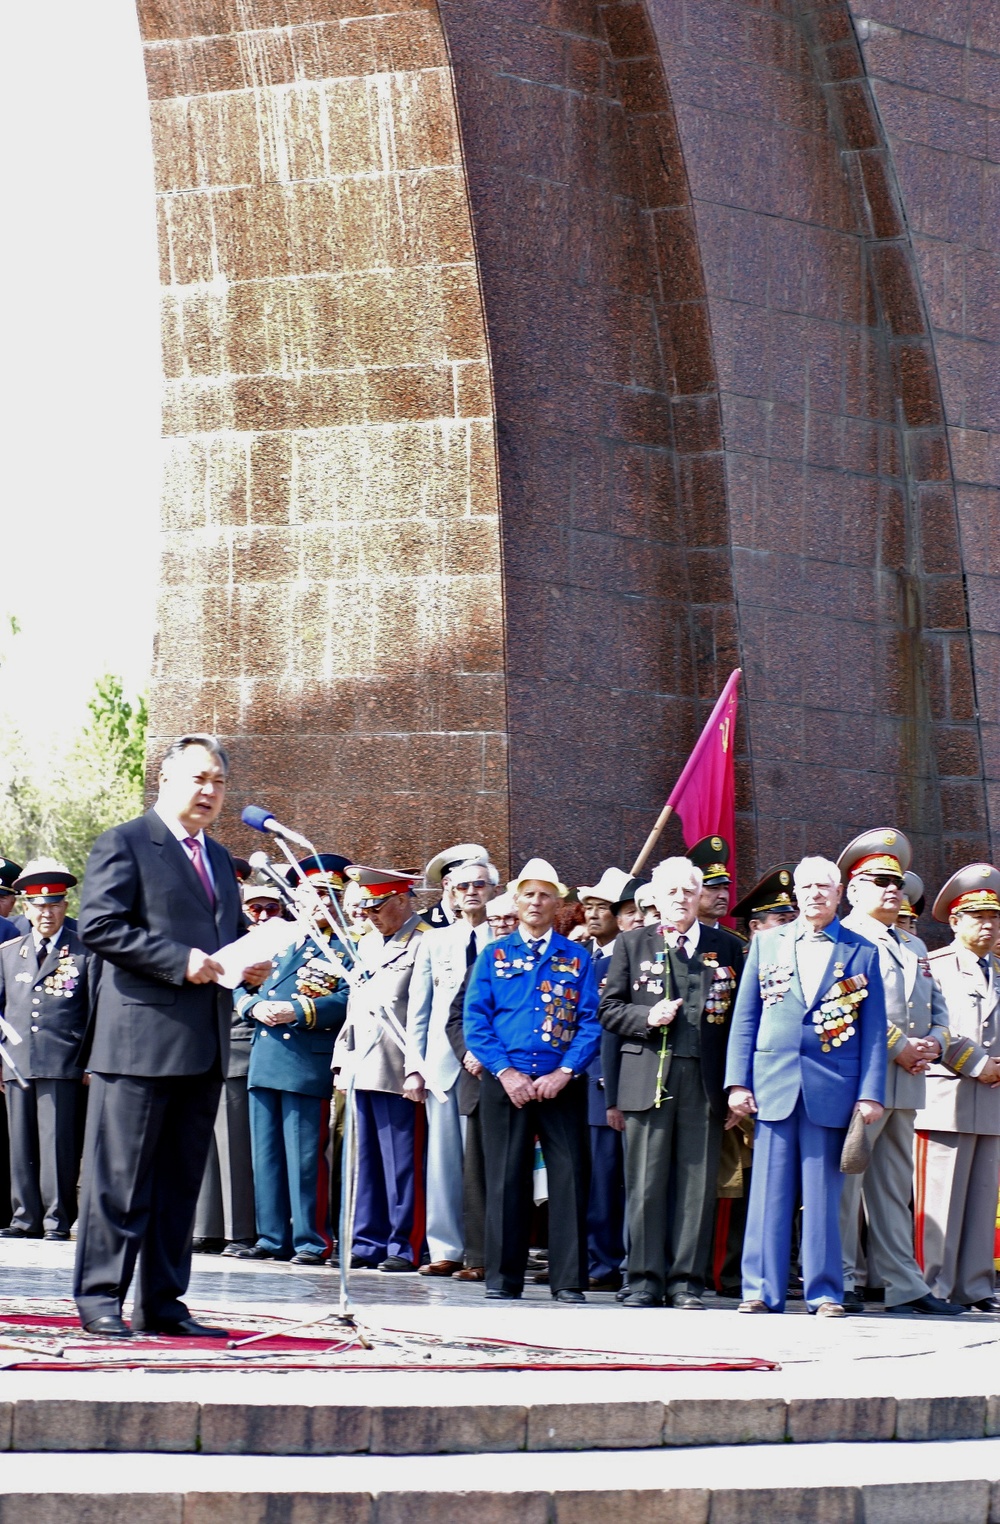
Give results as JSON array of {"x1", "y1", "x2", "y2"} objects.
[{"x1": 578, "y1": 868, "x2": 631, "y2": 905}]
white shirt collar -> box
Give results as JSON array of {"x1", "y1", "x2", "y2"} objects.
[
  {"x1": 33, "y1": 927, "x2": 62, "y2": 955},
  {"x1": 664, "y1": 920, "x2": 700, "y2": 952},
  {"x1": 520, "y1": 927, "x2": 553, "y2": 955},
  {"x1": 154, "y1": 801, "x2": 205, "y2": 846}
]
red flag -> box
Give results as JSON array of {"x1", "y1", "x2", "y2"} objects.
[{"x1": 668, "y1": 669, "x2": 741, "y2": 901}]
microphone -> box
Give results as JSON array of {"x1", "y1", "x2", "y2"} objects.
[
  {"x1": 248, "y1": 852, "x2": 297, "y2": 904},
  {"x1": 241, "y1": 805, "x2": 312, "y2": 851}
]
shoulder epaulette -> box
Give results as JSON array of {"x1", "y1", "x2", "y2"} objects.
[{"x1": 927, "y1": 946, "x2": 951, "y2": 962}]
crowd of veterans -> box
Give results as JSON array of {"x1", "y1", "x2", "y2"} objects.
[{"x1": 1, "y1": 733, "x2": 1000, "y2": 1334}]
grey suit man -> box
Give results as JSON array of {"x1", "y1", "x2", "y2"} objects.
[
  {"x1": 72, "y1": 735, "x2": 269, "y2": 1337},
  {"x1": 837, "y1": 829, "x2": 961, "y2": 1315},
  {"x1": 405, "y1": 863, "x2": 495, "y2": 1274},
  {"x1": 914, "y1": 864, "x2": 1000, "y2": 1310}
]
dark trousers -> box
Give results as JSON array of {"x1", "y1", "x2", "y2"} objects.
[
  {"x1": 352, "y1": 1089, "x2": 425, "y2": 1266},
  {"x1": 587, "y1": 1124, "x2": 625, "y2": 1279},
  {"x1": 6, "y1": 1078, "x2": 82, "y2": 1235},
  {"x1": 624, "y1": 1056, "x2": 722, "y2": 1301},
  {"x1": 194, "y1": 1075, "x2": 255, "y2": 1244},
  {"x1": 249, "y1": 1086, "x2": 330, "y2": 1257},
  {"x1": 480, "y1": 1071, "x2": 590, "y2": 1295},
  {"x1": 73, "y1": 1070, "x2": 221, "y2": 1328},
  {"x1": 462, "y1": 1105, "x2": 486, "y2": 1268}
]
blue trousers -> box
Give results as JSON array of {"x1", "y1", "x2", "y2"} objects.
[
  {"x1": 587, "y1": 1125, "x2": 625, "y2": 1278},
  {"x1": 742, "y1": 1097, "x2": 845, "y2": 1311},
  {"x1": 352, "y1": 1090, "x2": 424, "y2": 1266},
  {"x1": 248, "y1": 1087, "x2": 329, "y2": 1257}
]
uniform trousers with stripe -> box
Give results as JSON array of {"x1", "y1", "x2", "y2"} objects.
[
  {"x1": 839, "y1": 1106, "x2": 928, "y2": 1307},
  {"x1": 424, "y1": 1086, "x2": 464, "y2": 1264},
  {"x1": 352, "y1": 1090, "x2": 425, "y2": 1266},
  {"x1": 6, "y1": 1078, "x2": 82, "y2": 1236},
  {"x1": 480, "y1": 1071, "x2": 590, "y2": 1295},
  {"x1": 742, "y1": 1097, "x2": 845, "y2": 1311},
  {"x1": 915, "y1": 1129, "x2": 1000, "y2": 1305},
  {"x1": 248, "y1": 1087, "x2": 330, "y2": 1258}
]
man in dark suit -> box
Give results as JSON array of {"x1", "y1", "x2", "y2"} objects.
[
  {"x1": 599, "y1": 856, "x2": 744, "y2": 1308},
  {"x1": 72, "y1": 734, "x2": 270, "y2": 1338},
  {"x1": 0, "y1": 861, "x2": 98, "y2": 1239}
]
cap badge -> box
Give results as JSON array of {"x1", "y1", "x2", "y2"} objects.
[
  {"x1": 779, "y1": 871, "x2": 790, "y2": 886},
  {"x1": 711, "y1": 838, "x2": 723, "y2": 852}
]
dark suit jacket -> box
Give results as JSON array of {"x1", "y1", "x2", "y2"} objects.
[
  {"x1": 446, "y1": 969, "x2": 481, "y2": 1116},
  {"x1": 0, "y1": 928, "x2": 99, "y2": 1080},
  {"x1": 78, "y1": 809, "x2": 244, "y2": 1077},
  {"x1": 599, "y1": 922, "x2": 744, "y2": 1117}
]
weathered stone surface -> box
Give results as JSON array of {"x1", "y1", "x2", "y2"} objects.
[
  {"x1": 12, "y1": 1400, "x2": 197, "y2": 1453},
  {"x1": 369, "y1": 1405, "x2": 526, "y2": 1455},
  {"x1": 663, "y1": 1397, "x2": 786, "y2": 1447},
  {"x1": 198, "y1": 1404, "x2": 371, "y2": 1456},
  {"x1": 526, "y1": 1401, "x2": 663, "y2": 1451}
]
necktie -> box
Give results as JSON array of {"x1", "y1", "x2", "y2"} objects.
[
  {"x1": 184, "y1": 836, "x2": 215, "y2": 907},
  {"x1": 979, "y1": 957, "x2": 992, "y2": 983},
  {"x1": 675, "y1": 934, "x2": 688, "y2": 962},
  {"x1": 466, "y1": 929, "x2": 479, "y2": 968},
  {"x1": 529, "y1": 938, "x2": 544, "y2": 957},
  {"x1": 37, "y1": 939, "x2": 49, "y2": 970}
]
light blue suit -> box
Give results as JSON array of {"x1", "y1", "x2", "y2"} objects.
[{"x1": 725, "y1": 918, "x2": 887, "y2": 1309}]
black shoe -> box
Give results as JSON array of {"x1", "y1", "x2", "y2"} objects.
[
  {"x1": 192, "y1": 1238, "x2": 225, "y2": 1254},
  {"x1": 588, "y1": 1272, "x2": 623, "y2": 1291},
  {"x1": 43, "y1": 1231, "x2": 70, "y2": 1241},
  {"x1": 83, "y1": 1315, "x2": 131, "y2": 1338},
  {"x1": 843, "y1": 1290, "x2": 865, "y2": 1312},
  {"x1": 141, "y1": 1318, "x2": 228, "y2": 1338},
  {"x1": 889, "y1": 1293, "x2": 965, "y2": 1316},
  {"x1": 350, "y1": 1256, "x2": 379, "y2": 1269},
  {"x1": 378, "y1": 1255, "x2": 417, "y2": 1272},
  {"x1": 0, "y1": 1227, "x2": 39, "y2": 1239},
  {"x1": 552, "y1": 1288, "x2": 585, "y2": 1303},
  {"x1": 290, "y1": 1250, "x2": 326, "y2": 1266},
  {"x1": 485, "y1": 1287, "x2": 521, "y2": 1299},
  {"x1": 230, "y1": 1244, "x2": 289, "y2": 1261},
  {"x1": 621, "y1": 1292, "x2": 661, "y2": 1308},
  {"x1": 615, "y1": 1285, "x2": 632, "y2": 1303},
  {"x1": 669, "y1": 1292, "x2": 705, "y2": 1310},
  {"x1": 971, "y1": 1296, "x2": 1000, "y2": 1313},
  {"x1": 220, "y1": 1241, "x2": 254, "y2": 1258}
]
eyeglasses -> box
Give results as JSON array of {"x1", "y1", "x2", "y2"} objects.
[
  {"x1": 455, "y1": 881, "x2": 489, "y2": 892},
  {"x1": 860, "y1": 874, "x2": 903, "y2": 889}
]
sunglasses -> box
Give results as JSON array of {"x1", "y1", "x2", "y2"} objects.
[{"x1": 860, "y1": 874, "x2": 903, "y2": 889}]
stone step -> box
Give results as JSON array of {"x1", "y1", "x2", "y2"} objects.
[
  {"x1": 4, "y1": 1438, "x2": 1000, "y2": 1522},
  {"x1": 1, "y1": 1365, "x2": 999, "y2": 1455}
]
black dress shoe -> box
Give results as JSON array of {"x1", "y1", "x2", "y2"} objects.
[
  {"x1": 485, "y1": 1287, "x2": 521, "y2": 1299},
  {"x1": 43, "y1": 1231, "x2": 70, "y2": 1241},
  {"x1": 83, "y1": 1315, "x2": 131, "y2": 1338},
  {"x1": 621, "y1": 1292, "x2": 661, "y2": 1308},
  {"x1": 191, "y1": 1238, "x2": 225, "y2": 1254},
  {"x1": 843, "y1": 1290, "x2": 866, "y2": 1312},
  {"x1": 141, "y1": 1318, "x2": 228, "y2": 1338},
  {"x1": 350, "y1": 1255, "x2": 379, "y2": 1269},
  {"x1": 669, "y1": 1292, "x2": 705, "y2": 1309},
  {"x1": 378, "y1": 1255, "x2": 417, "y2": 1272},
  {"x1": 290, "y1": 1250, "x2": 326, "y2": 1266},
  {"x1": 231, "y1": 1244, "x2": 290, "y2": 1261},
  {"x1": 220, "y1": 1241, "x2": 254, "y2": 1258},
  {"x1": 889, "y1": 1293, "x2": 964, "y2": 1316},
  {"x1": 0, "y1": 1227, "x2": 39, "y2": 1239},
  {"x1": 615, "y1": 1285, "x2": 632, "y2": 1303},
  {"x1": 552, "y1": 1288, "x2": 586, "y2": 1303},
  {"x1": 588, "y1": 1272, "x2": 623, "y2": 1291},
  {"x1": 972, "y1": 1296, "x2": 1000, "y2": 1313}
]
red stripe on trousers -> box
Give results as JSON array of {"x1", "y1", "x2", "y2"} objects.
[{"x1": 713, "y1": 1199, "x2": 732, "y2": 1291}]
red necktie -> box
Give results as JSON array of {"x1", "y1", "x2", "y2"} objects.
[{"x1": 184, "y1": 836, "x2": 215, "y2": 907}]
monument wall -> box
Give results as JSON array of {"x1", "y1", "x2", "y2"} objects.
[{"x1": 141, "y1": 0, "x2": 999, "y2": 892}]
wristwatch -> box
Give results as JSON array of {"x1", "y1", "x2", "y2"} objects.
[{"x1": 559, "y1": 1065, "x2": 574, "y2": 1076}]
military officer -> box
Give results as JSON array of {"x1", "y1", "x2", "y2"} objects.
[
  {"x1": 726, "y1": 856, "x2": 887, "y2": 1315},
  {"x1": 0, "y1": 858, "x2": 22, "y2": 943},
  {"x1": 896, "y1": 873, "x2": 925, "y2": 934},
  {"x1": 0, "y1": 861, "x2": 98, "y2": 1239},
  {"x1": 688, "y1": 837, "x2": 733, "y2": 929},
  {"x1": 464, "y1": 857, "x2": 601, "y2": 1302},
  {"x1": 333, "y1": 866, "x2": 431, "y2": 1271},
  {"x1": 837, "y1": 829, "x2": 961, "y2": 1315},
  {"x1": 732, "y1": 867, "x2": 797, "y2": 941},
  {"x1": 914, "y1": 865, "x2": 1000, "y2": 1310},
  {"x1": 234, "y1": 854, "x2": 348, "y2": 1264},
  {"x1": 599, "y1": 856, "x2": 743, "y2": 1308},
  {"x1": 423, "y1": 844, "x2": 491, "y2": 929}
]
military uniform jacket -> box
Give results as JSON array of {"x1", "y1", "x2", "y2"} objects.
[
  {"x1": 841, "y1": 910, "x2": 950, "y2": 1110},
  {"x1": 0, "y1": 929, "x2": 99, "y2": 1080},
  {"x1": 333, "y1": 913, "x2": 430, "y2": 1094},
  {"x1": 599, "y1": 923, "x2": 744, "y2": 1116},
  {"x1": 587, "y1": 942, "x2": 617, "y2": 1126},
  {"x1": 406, "y1": 919, "x2": 486, "y2": 1095},
  {"x1": 916, "y1": 942, "x2": 1000, "y2": 1135},
  {"x1": 238, "y1": 931, "x2": 347, "y2": 1099},
  {"x1": 724, "y1": 919, "x2": 887, "y2": 1128},
  {"x1": 464, "y1": 930, "x2": 601, "y2": 1078},
  {"x1": 0, "y1": 917, "x2": 20, "y2": 947}
]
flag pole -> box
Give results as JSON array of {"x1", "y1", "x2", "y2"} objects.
[{"x1": 630, "y1": 804, "x2": 674, "y2": 877}]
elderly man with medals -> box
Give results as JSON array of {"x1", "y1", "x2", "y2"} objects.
[
  {"x1": 463, "y1": 857, "x2": 601, "y2": 1302},
  {"x1": 913, "y1": 864, "x2": 1000, "y2": 1311},
  {"x1": 233, "y1": 854, "x2": 349, "y2": 1265},
  {"x1": 599, "y1": 855, "x2": 744, "y2": 1308},
  {"x1": 726, "y1": 855, "x2": 887, "y2": 1316},
  {"x1": 837, "y1": 829, "x2": 962, "y2": 1315}
]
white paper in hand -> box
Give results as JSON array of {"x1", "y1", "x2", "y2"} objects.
[{"x1": 215, "y1": 918, "x2": 299, "y2": 988}]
